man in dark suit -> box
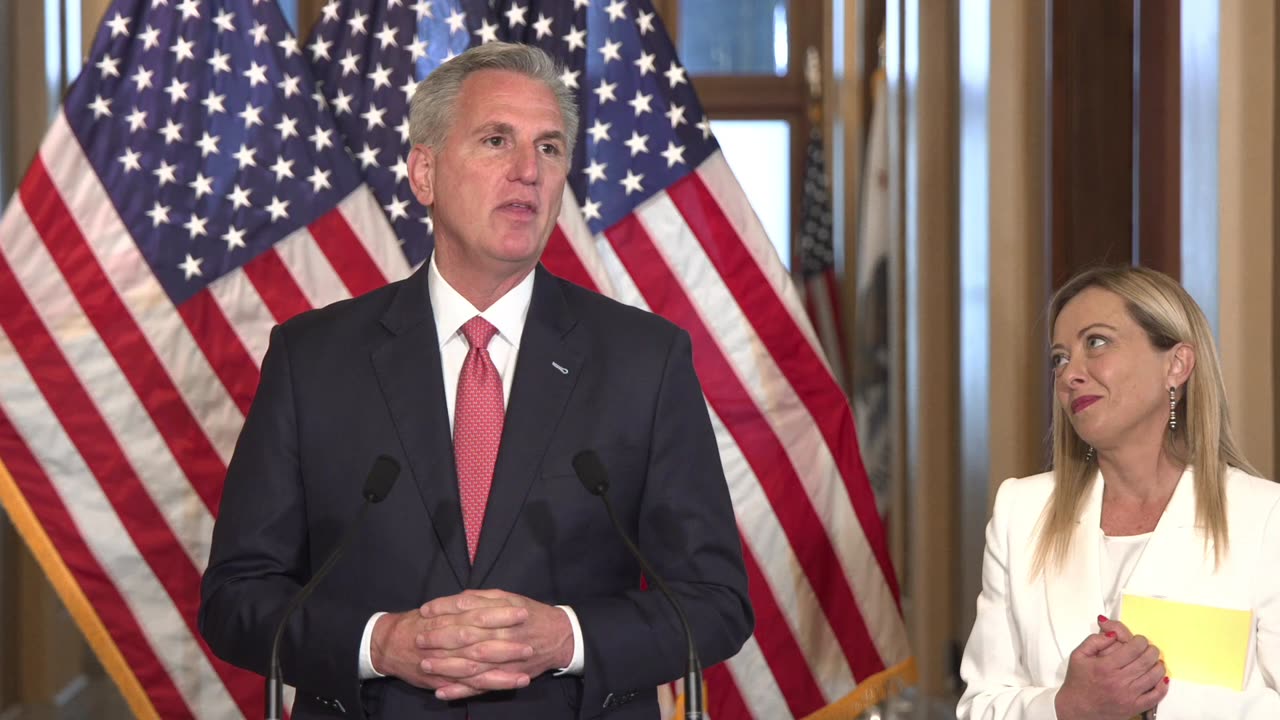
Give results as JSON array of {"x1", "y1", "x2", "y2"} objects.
[{"x1": 198, "y1": 41, "x2": 752, "y2": 719}]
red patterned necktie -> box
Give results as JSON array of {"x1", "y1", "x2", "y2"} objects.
[{"x1": 454, "y1": 316, "x2": 504, "y2": 563}]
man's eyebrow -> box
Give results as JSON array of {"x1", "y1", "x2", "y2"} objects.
[
  {"x1": 475, "y1": 121, "x2": 515, "y2": 136},
  {"x1": 535, "y1": 129, "x2": 568, "y2": 145},
  {"x1": 472, "y1": 123, "x2": 566, "y2": 145}
]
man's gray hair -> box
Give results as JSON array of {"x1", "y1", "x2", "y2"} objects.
[{"x1": 409, "y1": 42, "x2": 579, "y2": 158}]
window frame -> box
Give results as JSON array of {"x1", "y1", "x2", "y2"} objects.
[{"x1": 657, "y1": 0, "x2": 825, "y2": 270}]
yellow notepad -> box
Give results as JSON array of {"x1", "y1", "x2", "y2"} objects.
[{"x1": 1120, "y1": 593, "x2": 1253, "y2": 690}]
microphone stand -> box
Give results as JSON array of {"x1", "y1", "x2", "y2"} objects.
[
  {"x1": 265, "y1": 500, "x2": 375, "y2": 719},
  {"x1": 265, "y1": 455, "x2": 399, "y2": 720},
  {"x1": 593, "y1": 480, "x2": 703, "y2": 719}
]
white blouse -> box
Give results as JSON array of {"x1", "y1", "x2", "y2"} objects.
[{"x1": 1102, "y1": 531, "x2": 1153, "y2": 618}]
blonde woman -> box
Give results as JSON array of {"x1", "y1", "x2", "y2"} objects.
[{"x1": 958, "y1": 266, "x2": 1280, "y2": 719}]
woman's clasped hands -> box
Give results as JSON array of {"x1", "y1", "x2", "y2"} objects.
[{"x1": 1054, "y1": 615, "x2": 1169, "y2": 720}]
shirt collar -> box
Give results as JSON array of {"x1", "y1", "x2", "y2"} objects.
[{"x1": 427, "y1": 253, "x2": 535, "y2": 349}]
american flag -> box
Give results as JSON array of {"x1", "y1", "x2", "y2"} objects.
[
  {"x1": 798, "y1": 123, "x2": 852, "y2": 394},
  {"x1": 309, "y1": 1, "x2": 913, "y2": 718},
  {"x1": 0, "y1": 0, "x2": 406, "y2": 717}
]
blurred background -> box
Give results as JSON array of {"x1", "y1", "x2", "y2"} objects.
[{"x1": 1, "y1": 0, "x2": 1276, "y2": 717}]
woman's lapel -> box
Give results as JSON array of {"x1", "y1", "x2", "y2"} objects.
[{"x1": 1045, "y1": 471, "x2": 1107, "y2": 660}]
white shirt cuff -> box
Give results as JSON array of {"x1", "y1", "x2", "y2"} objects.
[
  {"x1": 554, "y1": 605, "x2": 585, "y2": 675},
  {"x1": 358, "y1": 612, "x2": 388, "y2": 680}
]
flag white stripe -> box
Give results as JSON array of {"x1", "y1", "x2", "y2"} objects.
[
  {"x1": 277, "y1": 230, "x2": 353, "y2": 310},
  {"x1": 721, "y1": 633, "x2": 793, "y2": 720},
  {"x1": 0, "y1": 325, "x2": 238, "y2": 719},
  {"x1": 335, "y1": 186, "x2": 413, "y2": 282},
  {"x1": 634, "y1": 192, "x2": 907, "y2": 664},
  {"x1": 207, "y1": 268, "x2": 276, "y2": 369},
  {"x1": 2, "y1": 204, "x2": 214, "y2": 573},
  {"x1": 556, "y1": 189, "x2": 618, "y2": 295},
  {"x1": 592, "y1": 232, "x2": 641, "y2": 309},
  {"x1": 39, "y1": 115, "x2": 246, "y2": 464}
]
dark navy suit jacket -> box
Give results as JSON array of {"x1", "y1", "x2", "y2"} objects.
[{"x1": 198, "y1": 264, "x2": 753, "y2": 719}]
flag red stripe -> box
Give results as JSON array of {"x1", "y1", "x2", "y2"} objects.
[
  {"x1": 308, "y1": 208, "x2": 387, "y2": 297},
  {"x1": 822, "y1": 267, "x2": 849, "y2": 374},
  {"x1": 668, "y1": 173, "x2": 901, "y2": 604},
  {"x1": 20, "y1": 160, "x2": 225, "y2": 513},
  {"x1": 740, "y1": 541, "x2": 828, "y2": 716},
  {"x1": 177, "y1": 289, "x2": 260, "y2": 417},
  {"x1": 242, "y1": 249, "x2": 313, "y2": 324},
  {"x1": 0, "y1": 252, "x2": 260, "y2": 719},
  {"x1": 805, "y1": 273, "x2": 848, "y2": 390},
  {"x1": 603, "y1": 214, "x2": 887, "y2": 680},
  {"x1": 0, "y1": 409, "x2": 194, "y2": 719},
  {"x1": 543, "y1": 225, "x2": 599, "y2": 292},
  {"x1": 705, "y1": 661, "x2": 754, "y2": 720}
]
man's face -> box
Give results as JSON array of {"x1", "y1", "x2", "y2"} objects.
[{"x1": 408, "y1": 69, "x2": 570, "y2": 282}]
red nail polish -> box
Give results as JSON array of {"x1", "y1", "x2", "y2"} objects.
[
  {"x1": 1097, "y1": 614, "x2": 1109, "y2": 623},
  {"x1": 1163, "y1": 676, "x2": 1170, "y2": 685},
  {"x1": 1105, "y1": 631, "x2": 1116, "y2": 638}
]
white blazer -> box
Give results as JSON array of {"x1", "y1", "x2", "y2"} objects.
[{"x1": 958, "y1": 467, "x2": 1280, "y2": 719}]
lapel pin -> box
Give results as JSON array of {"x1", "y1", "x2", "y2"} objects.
[{"x1": 551, "y1": 361, "x2": 569, "y2": 375}]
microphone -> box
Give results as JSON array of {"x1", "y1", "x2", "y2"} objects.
[
  {"x1": 572, "y1": 450, "x2": 704, "y2": 720},
  {"x1": 265, "y1": 455, "x2": 400, "y2": 720}
]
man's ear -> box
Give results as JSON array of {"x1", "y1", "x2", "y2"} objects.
[
  {"x1": 1168, "y1": 343, "x2": 1196, "y2": 392},
  {"x1": 407, "y1": 145, "x2": 434, "y2": 207}
]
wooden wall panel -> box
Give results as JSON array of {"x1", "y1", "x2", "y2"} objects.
[{"x1": 1219, "y1": 0, "x2": 1276, "y2": 479}]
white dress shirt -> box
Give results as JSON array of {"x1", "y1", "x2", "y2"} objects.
[{"x1": 357, "y1": 255, "x2": 584, "y2": 680}]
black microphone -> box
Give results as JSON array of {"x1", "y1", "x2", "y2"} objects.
[
  {"x1": 572, "y1": 450, "x2": 704, "y2": 720},
  {"x1": 265, "y1": 455, "x2": 400, "y2": 720}
]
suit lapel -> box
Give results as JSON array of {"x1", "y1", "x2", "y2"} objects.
[
  {"x1": 1045, "y1": 471, "x2": 1106, "y2": 660},
  {"x1": 371, "y1": 267, "x2": 471, "y2": 588},
  {"x1": 469, "y1": 267, "x2": 584, "y2": 586}
]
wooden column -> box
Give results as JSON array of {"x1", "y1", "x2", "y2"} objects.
[
  {"x1": 1274, "y1": 0, "x2": 1280, "y2": 479},
  {"x1": 899, "y1": 0, "x2": 960, "y2": 697},
  {"x1": 1048, "y1": 0, "x2": 1136, "y2": 288},
  {"x1": 1135, "y1": 0, "x2": 1181, "y2": 277},
  {"x1": 1049, "y1": 0, "x2": 1183, "y2": 288}
]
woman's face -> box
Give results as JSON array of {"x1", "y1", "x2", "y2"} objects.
[{"x1": 1050, "y1": 287, "x2": 1179, "y2": 453}]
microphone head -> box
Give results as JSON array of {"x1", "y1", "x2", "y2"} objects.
[
  {"x1": 572, "y1": 450, "x2": 609, "y2": 496},
  {"x1": 363, "y1": 455, "x2": 400, "y2": 503}
]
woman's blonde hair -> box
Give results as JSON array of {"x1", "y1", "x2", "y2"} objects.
[{"x1": 1032, "y1": 266, "x2": 1258, "y2": 576}]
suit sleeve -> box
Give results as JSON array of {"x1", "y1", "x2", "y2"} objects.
[
  {"x1": 1240, "y1": 492, "x2": 1280, "y2": 714},
  {"x1": 199, "y1": 325, "x2": 370, "y2": 717},
  {"x1": 957, "y1": 481, "x2": 1060, "y2": 720},
  {"x1": 571, "y1": 329, "x2": 753, "y2": 716}
]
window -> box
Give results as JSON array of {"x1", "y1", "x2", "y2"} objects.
[
  {"x1": 712, "y1": 119, "x2": 792, "y2": 263},
  {"x1": 656, "y1": 0, "x2": 824, "y2": 270},
  {"x1": 679, "y1": 0, "x2": 790, "y2": 76}
]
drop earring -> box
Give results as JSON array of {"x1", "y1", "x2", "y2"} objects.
[
  {"x1": 1169, "y1": 387, "x2": 1177, "y2": 431},
  {"x1": 1085, "y1": 446, "x2": 1095, "y2": 461}
]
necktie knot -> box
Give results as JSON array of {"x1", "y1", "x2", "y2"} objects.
[{"x1": 461, "y1": 316, "x2": 499, "y2": 351}]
